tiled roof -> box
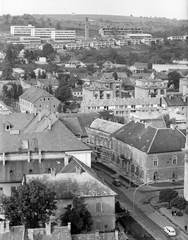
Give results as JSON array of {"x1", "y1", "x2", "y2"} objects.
[
  {"x1": 144, "y1": 118, "x2": 167, "y2": 128},
  {"x1": 37, "y1": 78, "x2": 59, "y2": 87},
  {"x1": 112, "y1": 121, "x2": 185, "y2": 154},
  {"x1": 0, "y1": 226, "x2": 71, "y2": 240},
  {"x1": 149, "y1": 128, "x2": 185, "y2": 153},
  {"x1": 164, "y1": 95, "x2": 187, "y2": 107},
  {"x1": 72, "y1": 232, "x2": 116, "y2": 240},
  {"x1": 60, "y1": 116, "x2": 88, "y2": 138},
  {"x1": 0, "y1": 226, "x2": 24, "y2": 240},
  {"x1": 23, "y1": 109, "x2": 59, "y2": 133},
  {"x1": 59, "y1": 112, "x2": 98, "y2": 128},
  {"x1": 19, "y1": 87, "x2": 52, "y2": 103},
  {"x1": 134, "y1": 62, "x2": 148, "y2": 69},
  {"x1": 117, "y1": 72, "x2": 128, "y2": 79},
  {"x1": 26, "y1": 157, "x2": 117, "y2": 199},
  {"x1": 0, "y1": 113, "x2": 34, "y2": 133},
  {"x1": 89, "y1": 118, "x2": 123, "y2": 134},
  {"x1": 112, "y1": 121, "x2": 157, "y2": 153},
  {"x1": 0, "y1": 120, "x2": 90, "y2": 153}
]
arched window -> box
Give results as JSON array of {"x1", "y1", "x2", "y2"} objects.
[
  {"x1": 172, "y1": 171, "x2": 177, "y2": 179},
  {"x1": 135, "y1": 166, "x2": 139, "y2": 176},
  {"x1": 153, "y1": 171, "x2": 159, "y2": 181},
  {"x1": 131, "y1": 164, "x2": 135, "y2": 173}
]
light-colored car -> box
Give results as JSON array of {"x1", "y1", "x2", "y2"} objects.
[{"x1": 163, "y1": 226, "x2": 176, "y2": 236}]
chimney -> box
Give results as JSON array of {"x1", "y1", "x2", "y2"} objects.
[
  {"x1": 51, "y1": 168, "x2": 56, "y2": 177},
  {"x1": 115, "y1": 229, "x2": 119, "y2": 240},
  {"x1": 45, "y1": 222, "x2": 51, "y2": 235},
  {"x1": 0, "y1": 221, "x2": 5, "y2": 233},
  {"x1": 48, "y1": 117, "x2": 51, "y2": 130},
  {"x1": 5, "y1": 221, "x2": 10, "y2": 233},
  {"x1": 68, "y1": 222, "x2": 71, "y2": 232},
  {"x1": 170, "y1": 124, "x2": 177, "y2": 130},
  {"x1": 28, "y1": 229, "x2": 34, "y2": 240},
  {"x1": 95, "y1": 230, "x2": 100, "y2": 240},
  {"x1": 76, "y1": 166, "x2": 82, "y2": 175},
  {"x1": 38, "y1": 111, "x2": 41, "y2": 121}
]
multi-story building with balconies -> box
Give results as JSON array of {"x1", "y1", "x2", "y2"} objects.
[{"x1": 135, "y1": 78, "x2": 168, "y2": 98}]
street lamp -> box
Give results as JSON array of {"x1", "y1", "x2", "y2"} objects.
[{"x1": 132, "y1": 180, "x2": 154, "y2": 217}]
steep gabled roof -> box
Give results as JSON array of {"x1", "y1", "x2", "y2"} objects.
[
  {"x1": 112, "y1": 121, "x2": 185, "y2": 154},
  {"x1": 60, "y1": 116, "x2": 88, "y2": 138},
  {"x1": 0, "y1": 113, "x2": 34, "y2": 133},
  {"x1": 26, "y1": 157, "x2": 117, "y2": 199},
  {"x1": 89, "y1": 118, "x2": 123, "y2": 134},
  {"x1": 19, "y1": 87, "x2": 52, "y2": 103},
  {"x1": 0, "y1": 119, "x2": 91, "y2": 153},
  {"x1": 148, "y1": 128, "x2": 185, "y2": 153}
]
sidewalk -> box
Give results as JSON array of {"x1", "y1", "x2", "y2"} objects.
[
  {"x1": 150, "y1": 196, "x2": 188, "y2": 234},
  {"x1": 93, "y1": 161, "x2": 188, "y2": 236}
]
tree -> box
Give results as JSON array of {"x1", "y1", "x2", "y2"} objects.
[
  {"x1": 163, "y1": 114, "x2": 176, "y2": 128},
  {"x1": 45, "y1": 85, "x2": 53, "y2": 94},
  {"x1": 1, "y1": 61, "x2": 13, "y2": 80},
  {"x1": 159, "y1": 189, "x2": 178, "y2": 208},
  {"x1": 170, "y1": 196, "x2": 187, "y2": 212},
  {"x1": 55, "y1": 85, "x2": 72, "y2": 103},
  {"x1": 1, "y1": 180, "x2": 57, "y2": 228},
  {"x1": 43, "y1": 44, "x2": 54, "y2": 57},
  {"x1": 60, "y1": 197, "x2": 93, "y2": 234},
  {"x1": 168, "y1": 71, "x2": 182, "y2": 89}
]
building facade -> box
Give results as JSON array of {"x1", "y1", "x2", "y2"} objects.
[
  {"x1": 111, "y1": 121, "x2": 185, "y2": 182},
  {"x1": 19, "y1": 87, "x2": 60, "y2": 114},
  {"x1": 25, "y1": 157, "x2": 117, "y2": 232},
  {"x1": 135, "y1": 78, "x2": 168, "y2": 98},
  {"x1": 10, "y1": 25, "x2": 76, "y2": 41}
]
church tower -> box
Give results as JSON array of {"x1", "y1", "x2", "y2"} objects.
[{"x1": 184, "y1": 104, "x2": 188, "y2": 200}]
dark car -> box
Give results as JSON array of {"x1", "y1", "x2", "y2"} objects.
[{"x1": 112, "y1": 178, "x2": 122, "y2": 187}]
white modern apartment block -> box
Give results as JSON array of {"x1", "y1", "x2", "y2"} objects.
[
  {"x1": 10, "y1": 25, "x2": 76, "y2": 41},
  {"x1": 167, "y1": 35, "x2": 188, "y2": 41},
  {"x1": 32, "y1": 28, "x2": 55, "y2": 39},
  {"x1": 99, "y1": 26, "x2": 143, "y2": 37},
  {"x1": 10, "y1": 25, "x2": 35, "y2": 36}
]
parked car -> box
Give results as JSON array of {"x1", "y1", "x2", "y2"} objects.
[
  {"x1": 112, "y1": 178, "x2": 122, "y2": 187},
  {"x1": 163, "y1": 226, "x2": 176, "y2": 236}
]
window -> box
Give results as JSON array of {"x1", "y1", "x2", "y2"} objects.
[
  {"x1": 153, "y1": 158, "x2": 158, "y2": 167},
  {"x1": 96, "y1": 203, "x2": 102, "y2": 212},
  {"x1": 95, "y1": 221, "x2": 102, "y2": 230},
  {"x1": 10, "y1": 170, "x2": 13, "y2": 178},
  {"x1": 29, "y1": 169, "x2": 33, "y2": 174},
  {"x1": 172, "y1": 155, "x2": 177, "y2": 165}
]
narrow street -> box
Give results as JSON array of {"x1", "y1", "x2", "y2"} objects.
[{"x1": 92, "y1": 163, "x2": 187, "y2": 240}]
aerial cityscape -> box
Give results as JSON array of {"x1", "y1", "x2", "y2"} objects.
[{"x1": 0, "y1": 0, "x2": 188, "y2": 239}]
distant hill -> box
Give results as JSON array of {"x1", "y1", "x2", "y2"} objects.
[{"x1": 0, "y1": 13, "x2": 188, "y2": 38}]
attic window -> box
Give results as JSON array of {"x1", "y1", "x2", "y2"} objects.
[{"x1": 5, "y1": 123, "x2": 12, "y2": 131}]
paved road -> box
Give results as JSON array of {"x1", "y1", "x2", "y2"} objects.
[{"x1": 92, "y1": 164, "x2": 188, "y2": 240}]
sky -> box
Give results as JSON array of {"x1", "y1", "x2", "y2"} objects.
[{"x1": 0, "y1": 0, "x2": 188, "y2": 20}]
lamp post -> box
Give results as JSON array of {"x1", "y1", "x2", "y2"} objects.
[{"x1": 132, "y1": 181, "x2": 154, "y2": 217}]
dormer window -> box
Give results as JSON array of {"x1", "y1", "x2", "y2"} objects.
[{"x1": 4, "y1": 122, "x2": 12, "y2": 131}]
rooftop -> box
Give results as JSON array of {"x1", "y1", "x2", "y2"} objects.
[
  {"x1": 89, "y1": 118, "x2": 123, "y2": 134},
  {"x1": 19, "y1": 87, "x2": 52, "y2": 103},
  {"x1": 112, "y1": 121, "x2": 185, "y2": 154},
  {"x1": 25, "y1": 157, "x2": 117, "y2": 199}
]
